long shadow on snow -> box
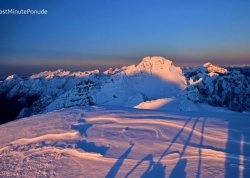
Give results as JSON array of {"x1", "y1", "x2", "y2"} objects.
[
  {"x1": 105, "y1": 144, "x2": 134, "y2": 178},
  {"x1": 76, "y1": 140, "x2": 109, "y2": 155},
  {"x1": 169, "y1": 118, "x2": 199, "y2": 178},
  {"x1": 196, "y1": 117, "x2": 206, "y2": 178},
  {"x1": 125, "y1": 154, "x2": 166, "y2": 178},
  {"x1": 225, "y1": 117, "x2": 250, "y2": 178},
  {"x1": 123, "y1": 117, "x2": 196, "y2": 178},
  {"x1": 71, "y1": 121, "x2": 109, "y2": 155}
]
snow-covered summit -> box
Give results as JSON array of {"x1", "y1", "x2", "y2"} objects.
[
  {"x1": 137, "y1": 56, "x2": 186, "y2": 86},
  {"x1": 5, "y1": 74, "x2": 22, "y2": 81},
  {"x1": 103, "y1": 56, "x2": 186, "y2": 89},
  {"x1": 203, "y1": 62, "x2": 227, "y2": 74},
  {"x1": 184, "y1": 62, "x2": 229, "y2": 85},
  {"x1": 137, "y1": 56, "x2": 173, "y2": 72},
  {"x1": 184, "y1": 63, "x2": 250, "y2": 112}
]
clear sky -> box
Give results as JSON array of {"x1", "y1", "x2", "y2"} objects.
[{"x1": 0, "y1": 0, "x2": 250, "y2": 76}]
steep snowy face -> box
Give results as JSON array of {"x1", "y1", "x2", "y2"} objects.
[{"x1": 136, "y1": 56, "x2": 186, "y2": 88}]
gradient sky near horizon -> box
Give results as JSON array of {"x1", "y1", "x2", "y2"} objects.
[{"x1": 0, "y1": 0, "x2": 250, "y2": 76}]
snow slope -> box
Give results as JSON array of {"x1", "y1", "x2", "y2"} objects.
[{"x1": 0, "y1": 107, "x2": 249, "y2": 177}]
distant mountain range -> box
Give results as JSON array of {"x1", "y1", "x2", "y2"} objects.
[{"x1": 0, "y1": 56, "x2": 249, "y2": 124}]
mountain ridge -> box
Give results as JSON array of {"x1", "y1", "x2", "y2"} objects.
[{"x1": 0, "y1": 56, "x2": 249, "y2": 124}]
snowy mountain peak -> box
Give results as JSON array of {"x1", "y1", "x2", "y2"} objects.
[
  {"x1": 5, "y1": 74, "x2": 22, "y2": 81},
  {"x1": 140, "y1": 56, "x2": 172, "y2": 65},
  {"x1": 137, "y1": 56, "x2": 173, "y2": 72},
  {"x1": 103, "y1": 56, "x2": 184, "y2": 79},
  {"x1": 203, "y1": 62, "x2": 227, "y2": 74}
]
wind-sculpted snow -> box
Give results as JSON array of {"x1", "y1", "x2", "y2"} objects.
[{"x1": 0, "y1": 107, "x2": 249, "y2": 177}]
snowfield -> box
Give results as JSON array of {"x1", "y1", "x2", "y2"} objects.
[{"x1": 0, "y1": 107, "x2": 250, "y2": 178}]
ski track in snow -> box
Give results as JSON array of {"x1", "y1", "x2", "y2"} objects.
[{"x1": 0, "y1": 108, "x2": 250, "y2": 178}]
